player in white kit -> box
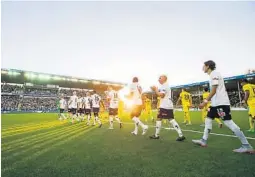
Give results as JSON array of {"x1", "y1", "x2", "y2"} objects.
[
  {"x1": 83, "y1": 92, "x2": 92, "y2": 125},
  {"x1": 192, "y1": 60, "x2": 254, "y2": 153},
  {"x1": 127, "y1": 77, "x2": 148, "y2": 135},
  {"x1": 91, "y1": 91, "x2": 102, "y2": 128},
  {"x1": 59, "y1": 95, "x2": 67, "y2": 120},
  {"x1": 77, "y1": 95, "x2": 84, "y2": 121},
  {"x1": 106, "y1": 86, "x2": 122, "y2": 129},
  {"x1": 69, "y1": 91, "x2": 79, "y2": 124},
  {"x1": 150, "y1": 75, "x2": 185, "y2": 141}
]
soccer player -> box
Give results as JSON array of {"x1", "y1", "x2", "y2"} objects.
[
  {"x1": 127, "y1": 77, "x2": 148, "y2": 135},
  {"x1": 91, "y1": 91, "x2": 103, "y2": 128},
  {"x1": 84, "y1": 92, "x2": 92, "y2": 125},
  {"x1": 77, "y1": 95, "x2": 84, "y2": 121},
  {"x1": 201, "y1": 87, "x2": 223, "y2": 128},
  {"x1": 241, "y1": 79, "x2": 255, "y2": 133},
  {"x1": 118, "y1": 99, "x2": 124, "y2": 119},
  {"x1": 106, "y1": 86, "x2": 122, "y2": 129},
  {"x1": 176, "y1": 88, "x2": 192, "y2": 125},
  {"x1": 69, "y1": 91, "x2": 78, "y2": 124},
  {"x1": 142, "y1": 94, "x2": 154, "y2": 122},
  {"x1": 192, "y1": 60, "x2": 254, "y2": 153},
  {"x1": 149, "y1": 75, "x2": 185, "y2": 141},
  {"x1": 59, "y1": 95, "x2": 67, "y2": 120}
]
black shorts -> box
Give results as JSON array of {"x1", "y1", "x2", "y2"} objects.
[
  {"x1": 78, "y1": 108, "x2": 84, "y2": 114},
  {"x1": 93, "y1": 107, "x2": 100, "y2": 113},
  {"x1": 130, "y1": 105, "x2": 143, "y2": 117},
  {"x1": 85, "y1": 109, "x2": 91, "y2": 115},
  {"x1": 207, "y1": 105, "x2": 232, "y2": 121},
  {"x1": 157, "y1": 108, "x2": 174, "y2": 119},
  {"x1": 60, "y1": 109, "x2": 64, "y2": 113},
  {"x1": 71, "y1": 108, "x2": 77, "y2": 115},
  {"x1": 68, "y1": 109, "x2": 72, "y2": 113},
  {"x1": 109, "y1": 108, "x2": 118, "y2": 116}
]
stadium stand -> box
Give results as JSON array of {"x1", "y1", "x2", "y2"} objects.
[{"x1": 1, "y1": 69, "x2": 126, "y2": 113}]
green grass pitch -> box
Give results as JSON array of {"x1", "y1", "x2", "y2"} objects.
[{"x1": 1, "y1": 111, "x2": 255, "y2": 177}]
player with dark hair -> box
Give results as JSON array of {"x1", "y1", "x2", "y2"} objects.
[{"x1": 192, "y1": 60, "x2": 254, "y2": 153}]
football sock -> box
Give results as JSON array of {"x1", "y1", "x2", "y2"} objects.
[
  {"x1": 155, "y1": 121, "x2": 162, "y2": 137},
  {"x1": 202, "y1": 118, "x2": 212, "y2": 141},
  {"x1": 109, "y1": 116, "x2": 114, "y2": 128},
  {"x1": 137, "y1": 118, "x2": 146, "y2": 129},
  {"x1": 249, "y1": 117, "x2": 254, "y2": 130},
  {"x1": 132, "y1": 117, "x2": 138, "y2": 133},
  {"x1": 224, "y1": 120, "x2": 249, "y2": 145},
  {"x1": 115, "y1": 116, "x2": 121, "y2": 123},
  {"x1": 169, "y1": 119, "x2": 183, "y2": 137},
  {"x1": 215, "y1": 118, "x2": 222, "y2": 125}
]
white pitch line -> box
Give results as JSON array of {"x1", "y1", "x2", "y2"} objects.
[{"x1": 120, "y1": 122, "x2": 255, "y2": 140}]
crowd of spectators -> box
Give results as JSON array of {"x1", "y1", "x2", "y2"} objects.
[
  {"x1": 20, "y1": 97, "x2": 58, "y2": 111},
  {"x1": 1, "y1": 95, "x2": 20, "y2": 111},
  {"x1": 1, "y1": 84, "x2": 23, "y2": 94},
  {"x1": 24, "y1": 87, "x2": 58, "y2": 96}
]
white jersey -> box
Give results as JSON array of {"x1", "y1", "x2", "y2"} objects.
[
  {"x1": 69, "y1": 95, "x2": 78, "y2": 109},
  {"x1": 209, "y1": 70, "x2": 230, "y2": 106},
  {"x1": 59, "y1": 99, "x2": 66, "y2": 109},
  {"x1": 83, "y1": 97, "x2": 92, "y2": 109},
  {"x1": 107, "y1": 90, "x2": 119, "y2": 109},
  {"x1": 129, "y1": 83, "x2": 142, "y2": 105},
  {"x1": 77, "y1": 98, "x2": 83, "y2": 109},
  {"x1": 68, "y1": 100, "x2": 72, "y2": 109},
  {"x1": 158, "y1": 82, "x2": 173, "y2": 109},
  {"x1": 91, "y1": 94, "x2": 101, "y2": 108}
]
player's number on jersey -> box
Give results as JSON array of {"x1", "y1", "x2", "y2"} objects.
[
  {"x1": 95, "y1": 96, "x2": 100, "y2": 104},
  {"x1": 113, "y1": 93, "x2": 118, "y2": 100},
  {"x1": 184, "y1": 94, "x2": 189, "y2": 100}
]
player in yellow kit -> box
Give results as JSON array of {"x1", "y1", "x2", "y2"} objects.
[
  {"x1": 118, "y1": 99, "x2": 124, "y2": 119},
  {"x1": 142, "y1": 94, "x2": 154, "y2": 122},
  {"x1": 241, "y1": 79, "x2": 255, "y2": 133},
  {"x1": 176, "y1": 89, "x2": 192, "y2": 125},
  {"x1": 201, "y1": 88, "x2": 223, "y2": 128}
]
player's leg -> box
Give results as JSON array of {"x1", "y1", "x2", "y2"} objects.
[
  {"x1": 114, "y1": 109, "x2": 122, "y2": 128},
  {"x1": 219, "y1": 106, "x2": 254, "y2": 153},
  {"x1": 149, "y1": 110, "x2": 154, "y2": 122},
  {"x1": 149, "y1": 109, "x2": 162, "y2": 139},
  {"x1": 85, "y1": 109, "x2": 91, "y2": 125},
  {"x1": 96, "y1": 108, "x2": 102, "y2": 128},
  {"x1": 215, "y1": 118, "x2": 223, "y2": 128},
  {"x1": 185, "y1": 108, "x2": 191, "y2": 125},
  {"x1": 131, "y1": 106, "x2": 148, "y2": 135},
  {"x1": 108, "y1": 108, "x2": 114, "y2": 129},
  {"x1": 168, "y1": 109, "x2": 185, "y2": 141},
  {"x1": 247, "y1": 106, "x2": 255, "y2": 132},
  {"x1": 182, "y1": 106, "x2": 187, "y2": 124},
  {"x1": 60, "y1": 109, "x2": 66, "y2": 120},
  {"x1": 71, "y1": 109, "x2": 77, "y2": 124},
  {"x1": 192, "y1": 107, "x2": 215, "y2": 147}
]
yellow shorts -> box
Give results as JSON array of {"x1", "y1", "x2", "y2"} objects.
[
  {"x1": 183, "y1": 105, "x2": 190, "y2": 112},
  {"x1": 144, "y1": 109, "x2": 152, "y2": 115},
  {"x1": 248, "y1": 105, "x2": 255, "y2": 118}
]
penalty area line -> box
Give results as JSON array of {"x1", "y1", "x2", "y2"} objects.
[{"x1": 121, "y1": 122, "x2": 255, "y2": 140}]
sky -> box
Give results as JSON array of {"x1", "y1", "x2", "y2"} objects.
[{"x1": 2, "y1": 1, "x2": 255, "y2": 90}]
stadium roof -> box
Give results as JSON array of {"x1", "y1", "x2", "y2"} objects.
[
  {"x1": 170, "y1": 73, "x2": 255, "y2": 89},
  {"x1": 1, "y1": 68, "x2": 127, "y2": 86}
]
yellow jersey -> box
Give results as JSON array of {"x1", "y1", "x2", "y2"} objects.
[
  {"x1": 202, "y1": 91, "x2": 211, "y2": 107},
  {"x1": 180, "y1": 91, "x2": 191, "y2": 106},
  {"x1": 144, "y1": 98, "x2": 152, "y2": 110},
  {"x1": 118, "y1": 100, "x2": 124, "y2": 110},
  {"x1": 243, "y1": 83, "x2": 255, "y2": 106}
]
